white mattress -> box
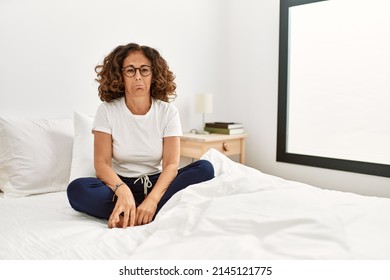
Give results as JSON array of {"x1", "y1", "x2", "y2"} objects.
[{"x1": 1, "y1": 149, "x2": 390, "y2": 260}]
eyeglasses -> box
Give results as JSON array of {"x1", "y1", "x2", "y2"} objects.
[{"x1": 122, "y1": 65, "x2": 152, "y2": 78}]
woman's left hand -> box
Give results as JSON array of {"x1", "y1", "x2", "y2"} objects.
[{"x1": 136, "y1": 196, "x2": 158, "y2": 225}]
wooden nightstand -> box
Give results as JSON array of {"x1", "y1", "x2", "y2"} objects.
[{"x1": 180, "y1": 133, "x2": 247, "y2": 164}]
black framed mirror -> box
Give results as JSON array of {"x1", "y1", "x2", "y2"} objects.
[{"x1": 277, "y1": 0, "x2": 390, "y2": 177}]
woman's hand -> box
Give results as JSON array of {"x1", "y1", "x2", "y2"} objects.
[
  {"x1": 136, "y1": 195, "x2": 158, "y2": 225},
  {"x1": 108, "y1": 185, "x2": 136, "y2": 228}
]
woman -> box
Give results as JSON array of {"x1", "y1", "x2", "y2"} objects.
[{"x1": 67, "y1": 43, "x2": 214, "y2": 228}]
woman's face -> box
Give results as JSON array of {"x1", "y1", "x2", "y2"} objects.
[{"x1": 122, "y1": 51, "x2": 152, "y2": 99}]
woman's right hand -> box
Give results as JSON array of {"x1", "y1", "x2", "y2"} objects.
[{"x1": 108, "y1": 185, "x2": 136, "y2": 228}]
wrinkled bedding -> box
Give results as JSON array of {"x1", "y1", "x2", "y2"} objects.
[{"x1": 1, "y1": 149, "x2": 390, "y2": 259}]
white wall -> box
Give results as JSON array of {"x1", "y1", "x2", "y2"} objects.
[
  {"x1": 1, "y1": 0, "x2": 389, "y2": 198},
  {"x1": 0, "y1": 0, "x2": 227, "y2": 124}
]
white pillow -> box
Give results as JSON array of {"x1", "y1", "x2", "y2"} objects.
[
  {"x1": 0, "y1": 117, "x2": 74, "y2": 198},
  {"x1": 69, "y1": 112, "x2": 95, "y2": 183}
]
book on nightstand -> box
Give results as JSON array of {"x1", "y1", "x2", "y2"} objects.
[
  {"x1": 204, "y1": 122, "x2": 244, "y2": 135},
  {"x1": 205, "y1": 122, "x2": 244, "y2": 129}
]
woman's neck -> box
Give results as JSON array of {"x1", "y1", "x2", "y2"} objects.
[{"x1": 125, "y1": 96, "x2": 152, "y2": 115}]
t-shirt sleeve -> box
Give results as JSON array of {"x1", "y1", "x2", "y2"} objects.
[
  {"x1": 92, "y1": 103, "x2": 112, "y2": 135},
  {"x1": 164, "y1": 104, "x2": 183, "y2": 137}
]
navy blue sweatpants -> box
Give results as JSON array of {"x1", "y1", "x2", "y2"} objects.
[{"x1": 67, "y1": 160, "x2": 214, "y2": 220}]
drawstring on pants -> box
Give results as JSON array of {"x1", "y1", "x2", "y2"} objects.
[{"x1": 134, "y1": 175, "x2": 153, "y2": 199}]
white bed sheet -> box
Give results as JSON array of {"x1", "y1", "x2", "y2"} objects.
[{"x1": 1, "y1": 149, "x2": 390, "y2": 260}]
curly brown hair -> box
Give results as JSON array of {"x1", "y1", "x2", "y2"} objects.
[{"x1": 95, "y1": 43, "x2": 176, "y2": 102}]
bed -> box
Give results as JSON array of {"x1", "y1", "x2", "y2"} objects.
[{"x1": 1, "y1": 113, "x2": 390, "y2": 260}]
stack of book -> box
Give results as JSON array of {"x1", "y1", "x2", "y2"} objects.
[{"x1": 204, "y1": 122, "x2": 244, "y2": 135}]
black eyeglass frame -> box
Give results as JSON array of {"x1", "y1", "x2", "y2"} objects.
[{"x1": 121, "y1": 65, "x2": 153, "y2": 78}]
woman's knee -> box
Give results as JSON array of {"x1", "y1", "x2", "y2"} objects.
[
  {"x1": 67, "y1": 177, "x2": 99, "y2": 209},
  {"x1": 66, "y1": 177, "x2": 113, "y2": 219},
  {"x1": 196, "y1": 159, "x2": 215, "y2": 179},
  {"x1": 67, "y1": 178, "x2": 85, "y2": 208},
  {"x1": 67, "y1": 178, "x2": 86, "y2": 197}
]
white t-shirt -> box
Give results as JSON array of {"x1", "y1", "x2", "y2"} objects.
[{"x1": 93, "y1": 97, "x2": 182, "y2": 178}]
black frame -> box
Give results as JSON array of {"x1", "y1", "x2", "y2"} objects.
[{"x1": 277, "y1": 0, "x2": 390, "y2": 177}]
